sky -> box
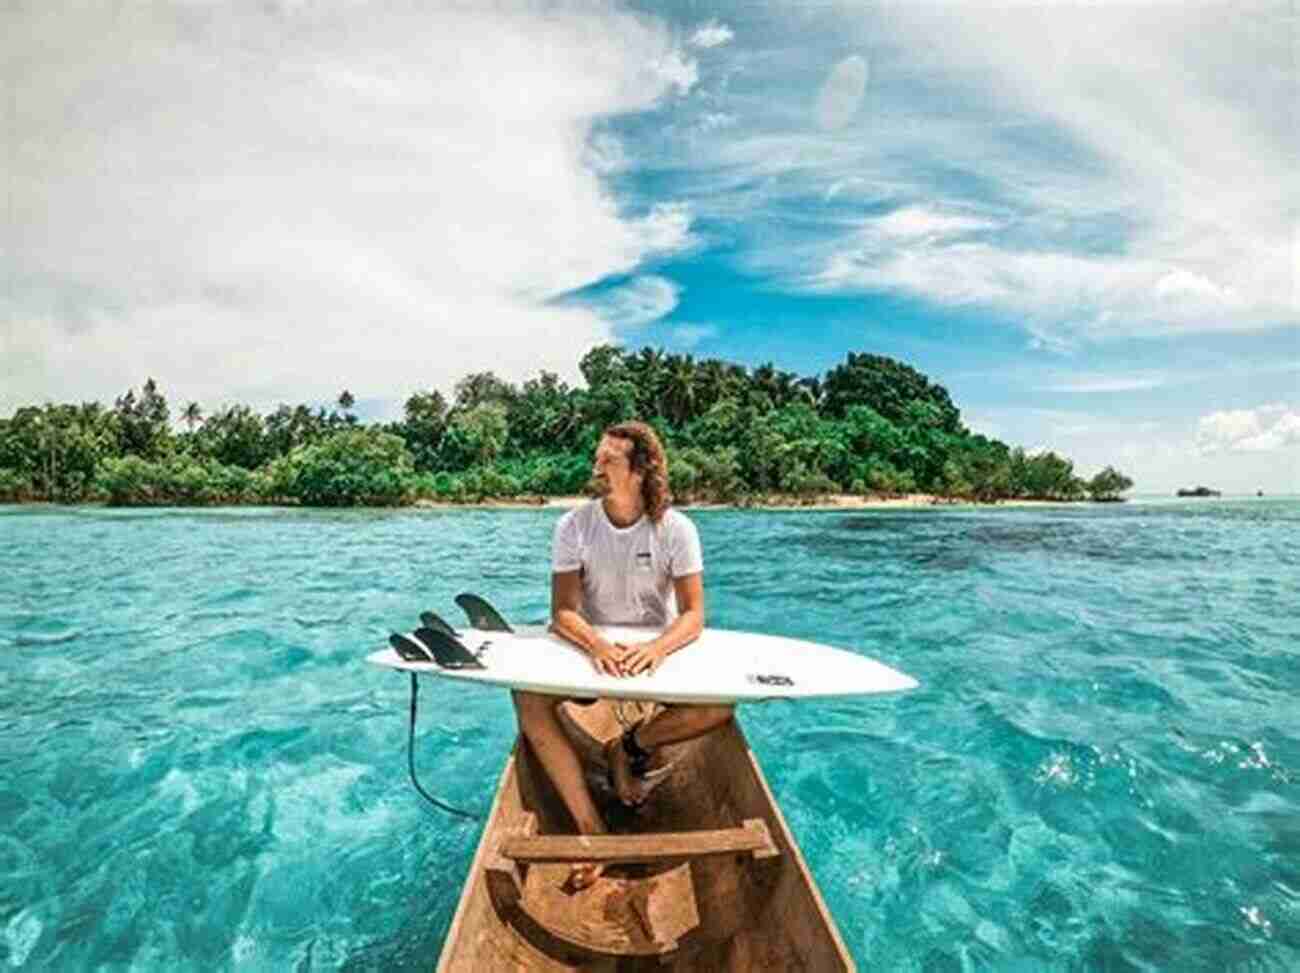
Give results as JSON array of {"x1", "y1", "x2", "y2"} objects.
[{"x1": 2, "y1": 0, "x2": 1296, "y2": 492}]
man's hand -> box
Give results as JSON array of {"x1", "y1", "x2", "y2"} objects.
[
  {"x1": 588, "y1": 641, "x2": 627, "y2": 677},
  {"x1": 619, "y1": 641, "x2": 668, "y2": 677}
]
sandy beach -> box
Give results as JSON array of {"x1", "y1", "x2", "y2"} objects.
[{"x1": 411, "y1": 494, "x2": 1079, "y2": 511}]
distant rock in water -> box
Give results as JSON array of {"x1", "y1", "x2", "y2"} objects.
[
  {"x1": 1176, "y1": 486, "x2": 1222, "y2": 497},
  {"x1": 1257, "y1": 490, "x2": 1264, "y2": 497}
]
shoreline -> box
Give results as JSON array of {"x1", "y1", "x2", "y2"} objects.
[
  {"x1": 1, "y1": 494, "x2": 1124, "y2": 512},
  {"x1": 9, "y1": 494, "x2": 1292, "y2": 512},
  {"x1": 409, "y1": 493, "x2": 1092, "y2": 511}
]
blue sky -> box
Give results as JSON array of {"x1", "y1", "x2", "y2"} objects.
[{"x1": 3, "y1": 1, "x2": 1296, "y2": 491}]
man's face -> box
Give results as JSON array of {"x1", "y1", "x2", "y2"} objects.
[{"x1": 591, "y1": 435, "x2": 636, "y2": 495}]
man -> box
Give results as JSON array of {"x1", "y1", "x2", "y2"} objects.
[{"x1": 511, "y1": 421, "x2": 734, "y2": 890}]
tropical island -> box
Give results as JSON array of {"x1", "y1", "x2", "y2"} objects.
[{"x1": 0, "y1": 346, "x2": 1133, "y2": 508}]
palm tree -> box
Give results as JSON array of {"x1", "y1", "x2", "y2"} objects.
[
  {"x1": 662, "y1": 354, "x2": 698, "y2": 427},
  {"x1": 692, "y1": 359, "x2": 728, "y2": 415},
  {"x1": 627, "y1": 347, "x2": 666, "y2": 418},
  {"x1": 773, "y1": 369, "x2": 799, "y2": 408},
  {"x1": 796, "y1": 376, "x2": 822, "y2": 409},
  {"x1": 337, "y1": 389, "x2": 356, "y2": 425},
  {"x1": 182, "y1": 402, "x2": 203, "y2": 432},
  {"x1": 752, "y1": 362, "x2": 778, "y2": 406}
]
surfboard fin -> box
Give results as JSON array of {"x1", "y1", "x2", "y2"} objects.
[
  {"x1": 419, "y1": 610, "x2": 458, "y2": 639},
  {"x1": 411, "y1": 627, "x2": 486, "y2": 670},
  {"x1": 454, "y1": 593, "x2": 513, "y2": 633},
  {"x1": 390, "y1": 632, "x2": 434, "y2": 663}
]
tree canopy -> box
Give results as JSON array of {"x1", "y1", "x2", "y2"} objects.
[{"x1": 0, "y1": 346, "x2": 1131, "y2": 506}]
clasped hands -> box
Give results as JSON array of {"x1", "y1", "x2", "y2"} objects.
[{"x1": 588, "y1": 640, "x2": 667, "y2": 678}]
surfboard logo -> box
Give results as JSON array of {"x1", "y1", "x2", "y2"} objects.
[{"x1": 748, "y1": 673, "x2": 795, "y2": 687}]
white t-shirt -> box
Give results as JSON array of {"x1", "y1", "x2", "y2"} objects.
[{"x1": 551, "y1": 500, "x2": 703, "y2": 626}]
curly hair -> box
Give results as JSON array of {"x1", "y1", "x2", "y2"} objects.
[{"x1": 604, "y1": 421, "x2": 672, "y2": 523}]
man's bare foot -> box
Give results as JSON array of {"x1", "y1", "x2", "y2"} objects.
[
  {"x1": 605, "y1": 736, "x2": 638, "y2": 806},
  {"x1": 605, "y1": 736, "x2": 678, "y2": 806},
  {"x1": 567, "y1": 861, "x2": 604, "y2": 891},
  {"x1": 627, "y1": 758, "x2": 676, "y2": 804}
]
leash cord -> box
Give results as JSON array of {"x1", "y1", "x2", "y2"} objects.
[{"x1": 407, "y1": 673, "x2": 478, "y2": 822}]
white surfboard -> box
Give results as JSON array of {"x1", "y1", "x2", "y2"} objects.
[{"x1": 367, "y1": 623, "x2": 918, "y2": 705}]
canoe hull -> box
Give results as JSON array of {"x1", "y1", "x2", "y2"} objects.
[{"x1": 435, "y1": 700, "x2": 856, "y2": 972}]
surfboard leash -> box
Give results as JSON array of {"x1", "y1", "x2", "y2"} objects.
[{"x1": 407, "y1": 673, "x2": 479, "y2": 822}]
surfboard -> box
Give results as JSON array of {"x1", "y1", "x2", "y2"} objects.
[{"x1": 367, "y1": 596, "x2": 918, "y2": 705}]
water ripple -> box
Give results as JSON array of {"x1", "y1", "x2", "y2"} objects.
[{"x1": 1, "y1": 501, "x2": 1297, "y2": 969}]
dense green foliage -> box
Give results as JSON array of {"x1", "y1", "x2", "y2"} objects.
[
  {"x1": 265, "y1": 428, "x2": 411, "y2": 506},
  {"x1": 0, "y1": 347, "x2": 1131, "y2": 506},
  {"x1": 1086, "y1": 466, "x2": 1135, "y2": 502}
]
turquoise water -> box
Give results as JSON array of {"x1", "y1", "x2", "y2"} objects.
[{"x1": 1, "y1": 500, "x2": 1298, "y2": 971}]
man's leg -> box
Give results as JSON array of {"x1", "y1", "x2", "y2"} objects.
[
  {"x1": 512, "y1": 690, "x2": 607, "y2": 888},
  {"x1": 636, "y1": 703, "x2": 734, "y2": 748},
  {"x1": 608, "y1": 704, "x2": 734, "y2": 805}
]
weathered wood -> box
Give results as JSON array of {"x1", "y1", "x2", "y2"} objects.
[
  {"x1": 518, "y1": 861, "x2": 699, "y2": 958},
  {"x1": 482, "y1": 812, "x2": 537, "y2": 912},
  {"x1": 741, "y1": 818, "x2": 780, "y2": 860},
  {"x1": 499, "y1": 818, "x2": 778, "y2": 864},
  {"x1": 514, "y1": 812, "x2": 538, "y2": 839},
  {"x1": 435, "y1": 699, "x2": 857, "y2": 971},
  {"x1": 482, "y1": 853, "x2": 522, "y2": 912},
  {"x1": 435, "y1": 753, "x2": 520, "y2": 973}
]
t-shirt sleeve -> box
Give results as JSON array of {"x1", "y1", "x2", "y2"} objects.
[
  {"x1": 551, "y1": 512, "x2": 583, "y2": 573},
  {"x1": 668, "y1": 513, "x2": 704, "y2": 578}
]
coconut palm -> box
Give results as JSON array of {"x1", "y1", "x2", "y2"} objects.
[
  {"x1": 337, "y1": 389, "x2": 357, "y2": 425},
  {"x1": 662, "y1": 354, "x2": 698, "y2": 427},
  {"x1": 796, "y1": 376, "x2": 822, "y2": 409},
  {"x1": 752, "y1": 363, "x2": 776, "y2": 401},
  {"x1": 691, "y1": 359, "x2": 728, "y2": 415},
  {"x1": 626, "y1": 347, "x2": 666, "y2": 418}
]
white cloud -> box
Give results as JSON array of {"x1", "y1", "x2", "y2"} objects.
[
  {"x1": 1037, "y1": 373, "x2": 1168, "y2": 393},
  {"x1": 685, "y1": 4, "x2": 1296, "y2": 341},
  {"x1": 1154, "y1": 269, "x2": 1237, "y2": 306},
  {"x1": 1196, "y1": 405, "x2": 1300, "y2": 455},
  {"x1": 974, "y1": 400, "x2": 1300, "y2": 494},
  {"x1": 0, "y1": 2, "x2": 696, "y2": 414},
  {"x1": 876, "y1": 5, "x2": 1296, "y2": 336},
  {"x1": 814, "y1": 55, "x2": 869, "y2": 131},
  {"x1": 584, "y1": 276, "x2": 681, "y2": 330},
  {"x1": 824, "y1": 177, "x2": 866, "y2": 201},
  {"x1": 652, "y1": 49, "x2": 699, "y2": 96},
  {"x1": 872, "y1": 206, "x2": 997, "y2": 241},
  {"x1": 627, "y1": 203, "x2": 699, "y2": 257},
  {"x1": 583, "y1": 133, "x2": 629, "y2": 175},
  {"x1": 957, "y1": 358, "x2": 1298, "y2": 398},
  {"x1": 668, "y1": 324, "x2": 717, "y2": 348},
  {"x1": 816, "y1": 232, "x2": 1277, "y2": 337},
  {"x1": 695, "y1": 112, "x2": 737, "y2": 134},
  {"x1": 689, "y1": 21, "x2": 734, "y2": 49}
]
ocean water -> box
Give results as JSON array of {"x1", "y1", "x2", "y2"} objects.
[{"x1": 1, "y1": 499, "x2": 1297, "y2": 971}]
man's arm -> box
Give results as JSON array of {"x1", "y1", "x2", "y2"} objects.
[
  {"x1": 550, "y1": 570, "x2": 626, "y2": 677},
  {"x1": 621, "y1": 572, "x2": 704, "y2": 676}
]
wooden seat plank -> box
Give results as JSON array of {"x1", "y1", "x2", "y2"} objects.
[{"x1": 500, "y1": 818, "x2": 778, "y2": 864}]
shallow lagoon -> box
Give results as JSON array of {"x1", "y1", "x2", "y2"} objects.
[{"x1": 2, "y1": 499, "x2": 1298, "y2": 970}]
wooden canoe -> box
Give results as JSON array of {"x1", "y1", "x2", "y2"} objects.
[{"x1": 435, "y1": 699, "x2": 856, "y2": 971}]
